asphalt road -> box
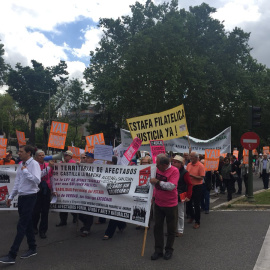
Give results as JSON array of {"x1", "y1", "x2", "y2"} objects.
[{"x1": 0, "y1": 173, "x2": 269, "y2": 270}]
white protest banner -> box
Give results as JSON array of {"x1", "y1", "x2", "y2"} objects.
[
  {"x1": 150, "y1": 140, "x2": 165, "y2": 164},
  {"x1": 120, "y1": 127, "x2": 231, "y2": 155},
  {"x1": 94, "y1": 144, "x2": 113, "y2": 161},
  {"x1": 121, "y1": 137, "x2": 142, "y2": 165},
  {"x1": 51, "y1": 163, "x2": 155, "y2": 226},
  {"x1": 0, "y1": 165, "x2": 19, "y2": 210}
]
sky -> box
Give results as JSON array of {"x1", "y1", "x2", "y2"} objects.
[{"x1": 0, "y1": 0, "x2": 269, "y2": 91}]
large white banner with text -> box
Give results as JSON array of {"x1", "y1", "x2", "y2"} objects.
[
  {"x1": 118, "y1": 127, "x2": 231, "y2": 155},
  {"x1": 51, "y1": 163, "x2": 155, "y2": 226}
]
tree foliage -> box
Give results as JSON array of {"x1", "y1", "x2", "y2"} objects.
[
  {"x1": 7, "y1": 60, "x2": 68, "y2": 145},
  {"x1": 57, "y1": 78, "x2": 90, "y2": 146},
  {"x1": 84, "y1": 0, "x2": 270, "y2": 148},
  {"x1": 0, "y1": 42, "x2": 8, "y2": 86}
]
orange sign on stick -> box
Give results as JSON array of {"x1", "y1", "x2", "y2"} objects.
[
  {"x1": 263, "y1": 146, "x2": 269, "y2": 155},
  {"x1": 85, "y1": 133, "x2": 105, "y2": 153},
  {"x1": 204, "y1": 149, "x2": 220, "y2": 171},
  {"x1": 48, "y1": 121, "x2": 68, "y2": 150},
  {"x1": 243, "y1": 149, "x2": 249, "y2": 164},
  {"x1": 0, "y1": 138, "x2": 7, "y2": 159},
  {"x1": 68, "y1": 146, "x2": 80, "y2": 162},
  {"x1": 16, "y1": 130, "x2": 26, "y2": 146}
]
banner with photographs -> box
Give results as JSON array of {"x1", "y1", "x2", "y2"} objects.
[
  {"x1": 0, "y1": 165, "x2": 18, "y2": 210},
  {"x1": 51, "y1": 163, "x2": 156, "y2": 226}
]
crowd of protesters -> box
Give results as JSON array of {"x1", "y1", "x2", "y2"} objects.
[{"x1": 0, "y1": 147, "x2": 267, "y2": 264}]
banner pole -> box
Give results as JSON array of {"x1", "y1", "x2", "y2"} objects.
[{"x1": 141, "y1": 227, "x2": 148, "y2": 256}]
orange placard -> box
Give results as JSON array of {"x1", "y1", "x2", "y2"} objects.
[
  {"x1": 233, "y1": 150, "x2": 239, "y2": 159},
  {"x1": 263, "y1": 146, "x2": 269, "y2": 155},
  {"x1": 204, "y1": 149, "x2": 220, "y2": 171},
  {"x1": 243, "y1": 149, "x2": 249, "y2": 164},
  {"x1": 85, "y1": 133, "x2": 105, "y2": 154},
  {"x1": 16, "y1": 130, "x2": 26, "y2": 146},
  {"x1": 252, "y1": 149, "x2": 258, "y2": 155},
  {"x1": 68, "y1": 146, "x2": 80, "y2": 162},
  {"x1": 0, "y1": 138, "x2": 7, "y2": 159},
  {"x1": 48, "y1": 121, "x2": 68, "y2": 150}
]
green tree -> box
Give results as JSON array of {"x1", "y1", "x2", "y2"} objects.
[
  {"x1": 0, "y1": 42, "x2": 8, "y2": 86},
  {"x1": 57, "y1": 78, "x2": 90, "y2": 147},
  {"x1": 84, "y1": 0, "x2": 270, "y2": 147},
  {"x1": 7, "y1": 60, "x2": 68, "y2": 145}
]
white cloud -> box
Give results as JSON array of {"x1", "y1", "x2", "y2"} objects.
[
  {"x1": 0, "y1": 0, "x2": 269, "y2": 82},
  {"x1": 72, "y1": 27, "x2": 103, "y2": 58},
  {"x1": 212, "y1": 0, "x2": 261, "y2": 30},
  {"x1": 66, "y1": 61, "x2": 86, "y2": 81}
]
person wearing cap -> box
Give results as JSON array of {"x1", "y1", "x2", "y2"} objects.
[
  {"x1": 56, "y1": 150, "x2": 77, "y2": 227},
  {"x1": 63, "y1": 150, "x2": 76, "y2": 163},
  {"x1": 78, "y1": 152, "x2": 95, "y2": 236},
  {"x1": 32, "y1": 150, "x2": 54, "y2": 239},
  {"x1": 171, "y1": 155, "x2": 192, "y2": 237},
  {"x1": 0, "y1": 151, "x2": 15, "y2": 165},
  {"x1": 150, "y1": 154, "x2": 179, "y2": 261}
]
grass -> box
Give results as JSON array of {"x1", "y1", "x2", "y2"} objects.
[{"x1": 233, "y1": 190, "x2": 270, "y2": 205}]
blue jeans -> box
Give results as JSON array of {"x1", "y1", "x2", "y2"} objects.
[
  {"x1": 201, "y1": 183, "x2": 210, "y2": 211},
  {"x1": 9, "y1": 194, "x2": 37, "y2": 258}
]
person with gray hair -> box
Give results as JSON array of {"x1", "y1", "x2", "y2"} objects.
[{"x1": 150, "y1": 153, "x2": 180, "y2": 261}]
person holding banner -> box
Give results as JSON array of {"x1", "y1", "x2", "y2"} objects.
[
  {"x1": 186, "y1": 152, "x2": 205, "y2": 229},
  {"x1": 150, "y1": 154, "x2": 179, "y2": 261},
  {"x1": 56, "y1": 150, "x2": 78, "y2": 227},
  {"x1": 0, "y1": 145, "x2": 41, "y2": 264},
  {"x1": 0, "y1": 151, "x2": 15, "y2": 165},
  {"x1": 171, "y1": 155, "x2": 192, "y2": 237},
  {"x1": 32, "y1": 150, "x2": 54, "y2": 239}
]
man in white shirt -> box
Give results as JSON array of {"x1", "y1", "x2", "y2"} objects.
[{"x1": 0, "y1": 145, "x2": 41, "y2": 264}]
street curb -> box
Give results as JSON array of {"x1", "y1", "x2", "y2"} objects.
[{"x1": 212, "y1": 189, "x2": 270, "y2": 210}]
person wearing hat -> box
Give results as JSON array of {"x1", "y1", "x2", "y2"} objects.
[
  {"x1": 63, "y1": 150, "x2": 76, "y2": 163},
  {"x1": 0, "y1": 151, "x2": 15, "y2": 165},
  {"x1": 56, "y1": 150, "x2": 77, "y2": 227},
  {"x1": 171, "y1": 155, "x2": 192, "y2": 237}
]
